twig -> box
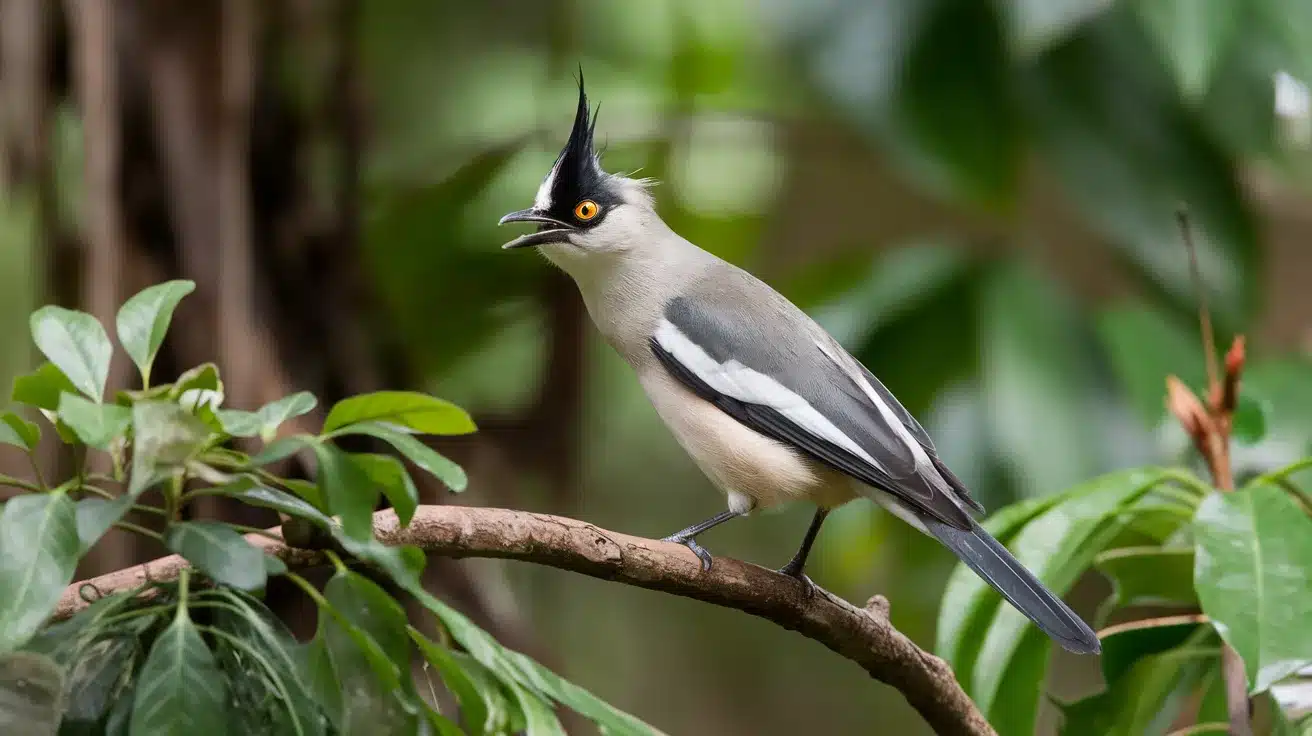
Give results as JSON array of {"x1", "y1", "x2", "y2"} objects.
[
  {"x1": 1170, "y1": 210, "x2": 1251, "y2": 735},
  {"x1": 1177, "y1": 209, "x2": 1219, "y2": 392},
  {"x1": 54, "y1": 506, "x2": 997, "y2": 736}
]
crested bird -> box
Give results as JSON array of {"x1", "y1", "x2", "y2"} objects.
[{"x1": 497, "y1": 73, "x2": 1100, "y2": 655}]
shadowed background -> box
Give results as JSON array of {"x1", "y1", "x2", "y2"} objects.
[{"x1": 2, "y1": 0, "x2": 1311, "y2": 733}]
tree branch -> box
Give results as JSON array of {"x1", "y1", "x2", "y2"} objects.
[{"x1": 55, "y1": 505, "x2": 995, "y2": 736}]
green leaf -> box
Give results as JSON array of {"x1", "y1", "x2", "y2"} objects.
[
  {"x1": 1023, "y1": 8, "x2": 1260, "y2": 326},
  {"x1": 888, "y1": 0, "x2": 1020, "y2": 209},
  {"x1": 296, "y1": 637, "x2": 342, "y2": 732},
  {"x1": 12, "y1": 362, "x2": 78, "y2": 411},
  {"x1": 1232, "y1": 392, "x2": 1268, "y2": 446},
  {"x1": 966, "y1": 468, "x2": 1171, "y2": 733},
  {"x1": 21, "y1": 589, "x2": 148, "y2": 662},
  {"x1": 1194, "y1": 485, "x2": 1312, "y2": 693},
  {"x1": 411, "y1": 631, "x2": 497, "y2": 734},
  {"x1": 0, "y1": 651, "x2": 66, "y2": 734},
  {"x1": 312, "y1": 444, "x2": 378, "y2": 541},
  {"x1": 115, "y1": 280, "x2": 195, "y2": 386},
  {"x1": 325, "y1": 571, "x2": 410, "y2": 671},
  {"x1": 217, "y1": 391, "x2": 317, "y2": 443},
  {"x1": 1136, "y1": 0, "x2": 1240, "y2": 99},
  {"x1": 1095, "y1": 304, "x2": 1205, "y2": 428},
  {"x1": 318, "y1": 571, "x2": 418, "y2": 733},
  {"x1": 351, "y1": 453, "x2": 419, "y2": 526},
  {"x1": 250, "y1": 435, "x2": 317, "y2": 467},
  {"x1": 998, "y1": 0, "x2": 1112, "y2": 55},
  {"x1": 57, "y1": 393, "x2": 131, "y2": 450},
  {"x1": 129, "y1": 401, "x2": 211, "y2": 497},
  {"x1": 218, "y1": 477, "x2": 333, "y2": 527},
  {"x1": 1098, "y1": 615, "x2": 1212, "y2": 686},
  {"x1": 58, "y1": 635, "x2": 138, "y2": 728},
  {"x1": 130, "y1": 605, "x2": 229, "y2": 734},
  {"x1": 206, "y1": 588, "x2": 326, "y2": 736},
  {"x1": 500, "y1": 649, "x2": 665, "y2": 736},
  {"x1": 75, "y1": 495, "x2": 135, "y2": 553},
  {"x1": 0, "y1": 413, "x2": 39, "y2": 451},
  {"x1": 331, "y1": 531, "x2": 427, "y2": 591},
  {"x1": 322, "y1": 390, "x2": 475, "y2": 436},
  {"x1": 980, "y1": 261, "x2": 1102, "y2": 498},
  {"x1": 1095, "y1": 546, "x2": 1198, "y2": 612},
  {"x1": 405, "y1": 582, "x2": 665, "y2": 736},
  {"x1": 164, "y1": 521, "x2": 268, "y2": 592},
  {"x1": 29, "y1": 306, "x2": 113, "y2": 402},
  {"x1": 509, "y1": 680, "x2": 566, "y2": 736},
  {"x1": 1059, "y1": 633, "x2": 1218, "y2": 736},
  {"x1": 332, "y1": 422, "x2": 467, "y2": 492},
  {"x1": 0, "y1": 492, "x2": 81, "y2": 653},
  {"x1": 280, "y1": 479, "x2": 328, "y2": 514}
]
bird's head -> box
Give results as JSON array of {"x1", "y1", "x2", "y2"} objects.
[{"x1": 498, "y1": 71, "x2": 658, "y2": 270}]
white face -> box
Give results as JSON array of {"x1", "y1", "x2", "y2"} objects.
[{"x1": 536, "y1": 179, "x2": 659, "y2": 271}]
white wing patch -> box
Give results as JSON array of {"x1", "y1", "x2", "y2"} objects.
[
  {"x1": 813, "y1": 338, "x2": 950, "y2": 492},
  {"x1": 654, "y1": 319, "x2": 886, "y2": 472}
]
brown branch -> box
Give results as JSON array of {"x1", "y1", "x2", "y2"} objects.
[{"x1": 55, "y1": 505, "x2": 996, "y2": 736}]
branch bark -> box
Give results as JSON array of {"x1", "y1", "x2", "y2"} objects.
[{"x1": 55, "y1": 505, "x2": 995, "y2": 736}]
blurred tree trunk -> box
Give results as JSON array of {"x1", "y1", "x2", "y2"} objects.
[{"x1": 2, "y1": 0, "x2": 552, "y2": 664}]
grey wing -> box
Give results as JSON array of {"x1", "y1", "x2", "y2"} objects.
[{"x1": 652, "y1": 287, "x2": 980, "y2": 529}]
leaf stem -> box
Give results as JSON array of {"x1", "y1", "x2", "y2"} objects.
[
  {"x1": 227, "y1": 524, "x2": 284, "y2": 541},
  {"x1": 1252, "y1": 456, "x2": 1312, "y2": 486},
  {"x1": 1161, "y1": 469, "x2": 1215, "y2": 498},
  {"x1": 1165, "y1": 722, "x2": 1230, "y2": 736},
  {"x1": 132, "y1": 504, "x2": 168, "y2": 516},
  {"x1": 1272, "y1": 478, "x2": 1312, "y2": 517},
  {"x1": 77, "y1": 484, "x2": 116, "y2": 500},
  {"x1": 1151, "y1": 484, "x2": 1206, "y2": 511},
  {"x1": 178, "y1": 486, "x2": 235, "y2": 505},
  {"x1": 285, "y1": 571, "x2": 330, "y2": 608},
  {"x1": 0, "y1": 473, "x2": 41, "y2": 492},
  {"x1": 114, "y1": 521, "x2": 163, "y2": 541},
  {"x1": 178, "y1": 567, "x2": 191, "y2": 614},
  {"x1": 325, "y1": 549, "x2": 348, "y2": 574},
  {"x1": 28, "y1": 454, "x2": 48, "y2": 491},
  {"x1": 165, "y1": 472, "x2": 184, "y2": 521}
]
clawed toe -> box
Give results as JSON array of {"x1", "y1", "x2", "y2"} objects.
[
  {"x1": 776, "y1": 565, "x2": 820, "y2": 599},
  {"x1": 663, "y1": 536, "x2": 714, "y2": 572}
]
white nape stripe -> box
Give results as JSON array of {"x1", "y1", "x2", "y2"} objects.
[
  {"x1": 814, "y1": 338, "x2": 951, "y2": 493},
  {"x1": 534, "y1": 160, "x2": 561, "y2": 210},
  {"x1": 654, "y1": 319, "x2": 885, "y2": 471}
]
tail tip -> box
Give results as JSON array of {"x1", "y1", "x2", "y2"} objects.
[{"x1": 1055, "y1": 627, "x2": 1101, "y2": 655}]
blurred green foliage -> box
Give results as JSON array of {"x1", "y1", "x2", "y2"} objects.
[{"x1": 3, "y1": 0, "x2": 1312, "y2": 732}]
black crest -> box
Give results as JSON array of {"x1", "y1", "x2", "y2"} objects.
[{"x1": 540, "y1": 69, "x2": 619, "y2": 225}]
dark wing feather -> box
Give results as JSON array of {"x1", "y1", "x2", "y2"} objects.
[{"x1": 650, "y1": 335, "x2": 975, "y2": 529}]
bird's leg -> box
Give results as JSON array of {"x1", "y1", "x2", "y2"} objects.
[
  {"x1": 660, "y1": 509, "x2": 742, "y2": 572},
  {"x1": 777, "y1": 508, "x2": 829, "y2": 598}
]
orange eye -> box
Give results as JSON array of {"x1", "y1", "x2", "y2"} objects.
[{"x1": 574, "y1": 200, "x2": 600, "y2": 221}]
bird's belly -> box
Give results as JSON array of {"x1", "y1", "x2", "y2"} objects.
[{"x1": 637, "y1": 368, "x2": 855, "y2": 512}]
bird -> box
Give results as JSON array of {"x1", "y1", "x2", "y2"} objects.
[{"x1": 496, "y1": 72, "x2": 1101, "y2": 656}]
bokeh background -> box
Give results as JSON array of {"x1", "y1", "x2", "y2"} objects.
[{"x1": 2, "y1": 0, "x2": 1311, "y2": 733}]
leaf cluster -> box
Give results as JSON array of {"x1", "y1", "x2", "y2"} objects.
[{"x1": 0, "y1": 281, "x2": 664, "y2": 735}]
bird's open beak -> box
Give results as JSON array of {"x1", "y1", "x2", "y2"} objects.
[{"x1": 498, "y1": 208, "x2": 574, "y2": 250}]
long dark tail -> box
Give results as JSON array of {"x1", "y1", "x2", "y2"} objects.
[{"x1": 925, "y1": 516, "x2": 1101, "y2": 655}]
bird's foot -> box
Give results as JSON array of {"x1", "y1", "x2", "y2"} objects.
[
  {"x1": 661, "y1": 534, "x2": 714, "y2": 572},
  {"x1": 776, "y1": 561, "x2": 820, "y2": 599}
]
